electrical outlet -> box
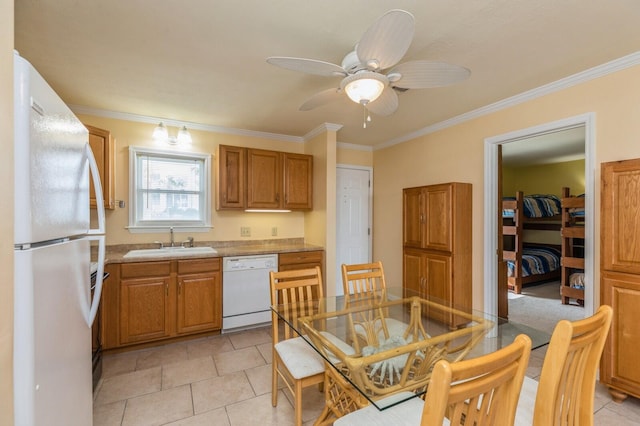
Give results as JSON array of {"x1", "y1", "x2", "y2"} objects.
[
  {"x1": 271, "y1": 227, "x2": 278, "y2": 236},
  {"x1": 241, "y1": 226, "x2": 251, "y2": 237}
]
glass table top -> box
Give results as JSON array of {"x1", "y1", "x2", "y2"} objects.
[{"x1": 272, "y1": 287, "x2": 550, "y2": 410}]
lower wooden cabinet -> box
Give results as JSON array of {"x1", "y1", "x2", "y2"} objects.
[
  {"x1": 120, "y1": 275, "x2": 172, "y2": 344},
  {"x1": 103, "y1": 258, "x2": 221, "y2": 349},
  {"x1": 600, "y1": 271, "x2": 640, "y2": 401},
  {"x1": 177, "y1": 259, "x2": 222, "y2": 334}
]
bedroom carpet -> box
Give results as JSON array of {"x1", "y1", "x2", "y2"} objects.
[{"x1": 507, "y1": 281, "x2": 584, "y2": 335}]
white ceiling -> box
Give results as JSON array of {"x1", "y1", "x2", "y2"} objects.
[{"x1": 14, "y1": 1, "x2": 640, "y2": 149}]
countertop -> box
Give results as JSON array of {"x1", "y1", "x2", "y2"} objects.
[{"x1": 104, "y1": 238, "x2": 323, "y2": 264}]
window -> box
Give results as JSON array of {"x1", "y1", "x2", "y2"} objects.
[{"x1": 128, "y1": 146, "x2": 211, "y2": 231}]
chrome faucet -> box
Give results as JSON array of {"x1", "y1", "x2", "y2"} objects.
[{"x1": 169, "y1": 227, "x2": 175, "y2": 247}]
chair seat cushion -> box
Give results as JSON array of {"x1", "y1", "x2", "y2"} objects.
[
  {"x1": 515, "y1": 376, "x2": 538, "y2": 426},
  {"x1": 334, "y1": 392, "x2": 425, "y2": 426},
  {"x1": 275, "y1": 337, "x2": 325, "y2": 379}
]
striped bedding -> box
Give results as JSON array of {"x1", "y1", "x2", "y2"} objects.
[
  {"x1": 507, "y1": 246, "x2": 561, "y2": 278},
  {"x1": 569, "y1": 194, "x2": 585, "y2": 217},
  {"x1": 502, "y1": 194, "x2": 561, "y2": 218}
]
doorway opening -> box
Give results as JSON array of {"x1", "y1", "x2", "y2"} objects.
[{"x1": 483, "y1": 113, "x2": 595, "y2": 321}]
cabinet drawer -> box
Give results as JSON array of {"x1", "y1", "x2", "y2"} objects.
[
  {"x1": 121, "y1": 261, "x2": 171, "y2": 279},
  {"x1": 279, "y1": 251, "x2": 323, "y2": 266},
  {"x1": 178, "y1": 258, "x2": 221, "y2": 274}
]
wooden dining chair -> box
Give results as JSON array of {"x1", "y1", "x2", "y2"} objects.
[
  {"x1": 270, "y1": 266, "x2": 325, "y2": 426},
  {"x1": 341, "y1": 261, "x2": 408, "y2": 346},
  {"x1": 334, "y1": 334, "x2": 532, "y2": 426},
  {"x1": 515, "y1": 304, "x2": 613, "y2": 426}
]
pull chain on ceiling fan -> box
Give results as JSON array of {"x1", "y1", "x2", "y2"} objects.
[{"x1": 266, "y1": 9, "x2": 471, "y2": 127}]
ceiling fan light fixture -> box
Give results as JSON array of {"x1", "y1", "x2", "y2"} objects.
[{"x1": 341, "y1": 72, "x2": 387, "y2": 105}]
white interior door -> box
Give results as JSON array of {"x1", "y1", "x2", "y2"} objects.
[{"x1": 336, "y1": 166, "x2": 372, "y2": 296}]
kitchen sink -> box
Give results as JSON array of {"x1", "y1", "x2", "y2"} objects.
[{"x1": 123, "y1": 246, "x2": 217, "y2": 258}]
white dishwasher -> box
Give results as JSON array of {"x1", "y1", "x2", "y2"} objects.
[{"x1": 222, "y1": 254, "x2": 278, "y2": 332}]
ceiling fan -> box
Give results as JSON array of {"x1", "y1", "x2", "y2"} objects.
[{"x1": 267, "y1": 9, "x2": 471, "y2": 127}]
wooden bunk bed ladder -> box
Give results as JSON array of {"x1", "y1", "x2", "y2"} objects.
[{"x1": 560, "y1": 187, "x2": 585, "y2": 305}]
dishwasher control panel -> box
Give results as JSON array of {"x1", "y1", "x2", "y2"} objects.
[{"x1": 223, "y1": 255, "x2": 277, "y2": 271}]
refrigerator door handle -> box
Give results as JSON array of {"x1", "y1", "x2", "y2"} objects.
[
  {"x1": 87, "y1": 235, "x2": 105, "y2": 327},
  {"x1": 86, "y1": 144, "x2": 106, "y2": 235}
]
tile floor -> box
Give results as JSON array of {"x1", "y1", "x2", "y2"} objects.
[{"x1": 93, "y1": 326, "x2": 640, "y2": 426}]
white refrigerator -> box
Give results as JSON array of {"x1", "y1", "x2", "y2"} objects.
[{"x1": 13, "y1": 51, "x2": 106, "y2": 426}]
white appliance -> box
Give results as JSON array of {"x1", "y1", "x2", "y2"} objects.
[
  {"x1": 13, "y1": 51, "x2": 106, "y2": 426},
  {"x1": 222, "y1": 254, "x2": 278, "y2": 332}
]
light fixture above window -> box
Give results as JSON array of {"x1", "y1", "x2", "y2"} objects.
[{"x1": 152, "y1": 122, "x2": 192, "y2": 146}]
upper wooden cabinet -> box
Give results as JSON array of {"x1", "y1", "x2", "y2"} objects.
[
  {"x1": 601, "y1": 158, "x2": 640, "y2": 274},
  {"x1": 217, "y1": 144, "x2": 313, "y2": 211},
  {"x1": 403, "y1": 183, "x2": 465, "y2": 252},
  {"x1": 86, "y1": 124, "x2": 115, "y2": 210},
  {"x1": 247, "y1": 148, "x2": 283, "y2": 209},
  {"x1": 217, "y1": 145, "x2": 246, "y2": 209}
]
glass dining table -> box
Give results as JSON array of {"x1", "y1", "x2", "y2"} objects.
[{"x1": 271, "y1": 287, "x2": 550, "y2": 425}]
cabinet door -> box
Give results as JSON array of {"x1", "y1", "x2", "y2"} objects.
[
  {"x1": 423, "y1": 184, "x2": 452, "y2": 252},
  {"x1": 217, "y1": 145, "x2": 245, "y2": 209},
  {"x1": 423, "y1": 252, "x2": 452, "y2": 305},
  {"x1": 403, "y1": 249, "x2": 424, "y2": 297},
  {"x1": 177, "y1": 272, "x2": 221, "y2": 334},
  {"x1": 86, "y1": 124, "x2": 115, "y2": 210},
  {"x1": 120, "y1": 276, "x2": 171, "y2": 344},
  {"x1": 403, "y1": 187, "x2": 423, "y2": 248},
  {"x1": 601, "y1": 271, "x2": 640, "y2": 399},
  {"x1": 283, "y1": 153, "x2": 313, "y2": 210},
  {"x1": 247, "y1": 149, "x2": 282, "y2": 209},
  {"x1": 602, "y1": 159, "x2": 640, "y2": 274}
]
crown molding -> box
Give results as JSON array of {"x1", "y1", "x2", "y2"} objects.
[
  {"x1": 69, "y1": 105, "x2": 305, "y2": 143},
  {"x1": 375, "y1": 50, "x2": 640, "y2": 150},
  {"x1": 303, "y1": 122, "x2": 343, "y2": 141}
]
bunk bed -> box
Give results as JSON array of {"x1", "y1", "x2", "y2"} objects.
[
  {"x1": 502, "y1": 191, "x2": 562, "y2": 294},
  {"x1": 560, "y1": 187, "x2": 585, "y2": 305}
]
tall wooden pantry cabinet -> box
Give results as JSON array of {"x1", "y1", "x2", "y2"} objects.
[
  {"x1": 402, "y1": 182, "x2": 472, "y2": 327},
  {"x1": 600, "y1": 158, "x2": 640, "y2": 402}
]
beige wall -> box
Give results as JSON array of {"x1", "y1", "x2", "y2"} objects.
[
  {"x1": 337, "y1": 145, "x2": 373, "y2": 167},
  {"x1": 373, "y1": 64, "x2": 640, "y2": 310},
  {"x1": 78, "y1": 115, "x2": 310, "y2": 246},
  {"x1": 1, "y1": 0, "x2": 14, "y2": 423},
  {"x1": 503, "y1": 159, "x2": 585, "y2": 196}
]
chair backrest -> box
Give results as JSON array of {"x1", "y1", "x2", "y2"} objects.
[
  {"x1": 421, "y1": 334, "x2": 532, "y2": 426},
  {"x1": 270, "y1": 266, "x2": 324, "y2": 342},
  {"x1": 532, "y1": 304, "x2": 613, "y2": 426},
  {"x1": 341, "y1": 261, "x2": 386, "y2": 299}
]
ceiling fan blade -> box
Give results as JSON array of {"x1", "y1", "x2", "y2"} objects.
[
  {"x1": 357, "y1": 10, "x2": 415, "y2": 70},
  {"x1": 299, "y1": 87, "x2": 343, "y2": 111},
  {"x1": 366, "y1": 87, "x2": 398, "y2": 116},
  {"x1": 267, "y1": 57, "x2": 347, "y2": 77},
  {"x1": 389, "y1": 60, "x2": 471, "y2": 89}
]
